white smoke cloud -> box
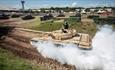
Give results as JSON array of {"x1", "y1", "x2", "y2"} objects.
[
  {"x1": 30, "y1": 25, "x2": 115, "y2": 70},
  {"x1": 31, "y1": 40, "x2": 102, "y2": 70},
  {"x1": 72, "y1": 2, "x2": 77, "y2": 7},
  {"x1": 92, "y1": 25, "x2": 115, "y2": 70}
]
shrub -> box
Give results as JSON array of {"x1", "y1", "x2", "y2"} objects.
[
  {"x1": 75, "y1": 13, "x2": 81, "y2": 17},
  {"x1": 87, "y1": 15, "x2": 99, "y2": 19},
  {"x1": 69, "y1": 13, "x2": 81, "y2": 22},
  {"x1": 40, "y1": 14, "x2": 54, "y2": 21},
  {"x1": 69, "y1": 17, "x2": 81, "y2": 22},
  {"x1": 57, "y1": 14, "x2": 65, "y2": 17},
  {"x1": 0, "y1": 26, "x2": 14, "y2": 39},
  {"x1": 93, "y1": 17, "x2": 115, "y2": 24}
]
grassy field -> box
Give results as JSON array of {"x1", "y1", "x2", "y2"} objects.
[
  {"x1": 21, "y1": 17, "x2": 63, "y2": 31},
  {"x1": 0, "y1": 48, "x2": 46, "y2": 70},
  {"x1": 21, "y1": 17, "x2": 97, "y2": 37},
  {"x1": 20, "y1": 17, "x2": 41, "y2": 29},
  {"x1": 35, "y1": 20, "x2": 63, "y2": 31},
  {"x1": 70, "y1": 22, "x2": 97, "y2": 37},
  {"x1": 0, "y1": 17, "x2": 97, "y2": 70}
]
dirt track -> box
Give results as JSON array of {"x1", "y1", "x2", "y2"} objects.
[{"x1": 0, "y1": 28, "x2": 76, "y2": 70}]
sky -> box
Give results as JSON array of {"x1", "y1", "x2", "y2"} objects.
[{"x1": 0, "y1": 0, "x2": 115, "y2": 9}]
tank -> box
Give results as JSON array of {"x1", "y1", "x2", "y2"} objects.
[{"x1": 30, "y1": 29, "x2": 92, "y2": 50}]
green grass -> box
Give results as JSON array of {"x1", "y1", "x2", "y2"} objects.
[
  {"x1": 66, "y1": 17, "x2": 81, "y2": 24},
  {"x1": 0, "y1": 48, "x2": 47, "y2": 70},
  {"x1": 21, "y1": 17, "x2": 41, "y2": 29},
  {"x1": 34, "y1": 21, "x2": 63, "y2": 31},
  {"x1": 70, "y1": 22, "x2": 97, "y2": 37},
  {"x1": 21, "y1": 17, "x2": 63, "y2": 31},
  {"x1": 66, "y1": 17, "x2": 97, "y2": 37},
  {"x1": 20, "y1": 17, "x2": 97, "y2": 37}
]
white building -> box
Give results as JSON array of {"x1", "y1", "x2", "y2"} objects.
[
  {"x1": 106, "y1": 8, "x2": 112, "y2": 12},
  {"x1": 81, "y1": 9, "x2": 86, "y2": 14},
  {"x1": 90, "y1": 8, "x2": 96, "y2": 12}
]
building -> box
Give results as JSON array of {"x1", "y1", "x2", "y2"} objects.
[{"x1": 81, "y1": 9, "x2": 86, "y2": 14}]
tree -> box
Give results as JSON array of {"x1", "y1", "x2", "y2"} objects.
[
  {"x1": 50, "y1": 7, "x2": 55, "y2": 10},
  {"x1": 85, "y1": 8, "x2": 90, "y2": 12}
]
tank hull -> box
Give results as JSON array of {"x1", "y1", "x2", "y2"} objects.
[{"x1": 30, "y1": 29, "x2": 92, "y2": 50}]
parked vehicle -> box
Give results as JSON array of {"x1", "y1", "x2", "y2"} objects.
[
  {"x1": 0, "y1": 13, "x2": 9, "y2": 20},
  {"x1": 22, "y1": 15, "x2": 35, "y2": 20}
]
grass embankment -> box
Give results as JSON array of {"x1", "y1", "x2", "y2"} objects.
[
  {"x1": 70, "y1": 22, "x2": 97, "y2": 37},
  {"x1": 67, "y1": 17, "x2": 97, "y2": 37},
  {"x1": 21, "y1": 17, "x2": 63, "y2": 31},
  {"x1": 0, "y1": 48, "x2": 46, "y2": 70},
  {"x1": 20, "y1": 17, "x2": 41, "y2": 29},
  {"x1": 36, "y1": 20, "x2": 63, "y2": 31},
  {"x1": 21, "y1": 17, "x2": 97, "y2": 37}
]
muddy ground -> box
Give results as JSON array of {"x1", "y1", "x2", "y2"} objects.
[
  {"x1": 0, "y1": 28, "x2": 76, "y2": 70},
  {"x1": 0, "y1": 17, "x2": 94, "y2": 70}
]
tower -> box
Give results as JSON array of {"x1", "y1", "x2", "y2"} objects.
[{"x1": 21, "y1": 0, "x2": 25, "y2": 11}]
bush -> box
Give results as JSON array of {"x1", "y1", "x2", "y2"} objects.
[
  {"x1": 0, "y1": 14, "x2": 9, "y2": 20},
  {"x1": 87, "y1": 15, "x2": 99, "y2": 19},
  {"x1": 93, "y1": 17, "x2": 115, "y2": 24},
  {"x1": 22, "y1": 15, "x2": 35, "y2": 20},
  {"x1": 75, "y1": 13, "x2": 81, "y2": 17},
  {"x1": 0, "y1": 26, "x2": 14, "y2": 39},
  {"x1": 69, "y1": 13, "x2": 81, "y2": 22},
  {"x1": 57, "y1": 14, "x2": 65, "y2": 17},
  {"x1": 40, "y1": 14, "x2": 54, "y2": 21},
  {"x1": 68, "y1": 17, "x2": 80, "y2": 23}
]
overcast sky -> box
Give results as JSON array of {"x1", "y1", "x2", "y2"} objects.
[{"x1": 0, "y1": 0, "x2": 115, "y2": 9}]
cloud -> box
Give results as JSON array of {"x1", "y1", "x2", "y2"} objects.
[{"x1": 72, "y1": 2, "x2": 77, "y2": 7}]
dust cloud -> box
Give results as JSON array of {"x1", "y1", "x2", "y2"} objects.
[{"x1": 30, "y1": 25, "x2": 115, "y2": 70}]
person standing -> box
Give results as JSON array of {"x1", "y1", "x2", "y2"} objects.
[{"x1": 63, "y1": 21, "x2": 69, "y2": 29}]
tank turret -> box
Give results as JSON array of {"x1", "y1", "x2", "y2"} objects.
[{"x1": 30, "y1": 29, "x2": 92, "y2": 50}]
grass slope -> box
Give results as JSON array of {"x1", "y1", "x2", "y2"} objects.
[
  {"x1": 21, "y1": 17, "x2": 97, "y2": 37},
  {"x1": 70, "y1": 22, "x2": 97, "y2": 37},
  {"x1": 0, "y1": 48, "x2": 46, "y2": 70}
]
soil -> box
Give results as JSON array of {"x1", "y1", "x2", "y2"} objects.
[{"x1": 0, "y1": 28, "x2": 76, "y2": 70}]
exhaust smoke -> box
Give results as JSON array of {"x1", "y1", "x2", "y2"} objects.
[
  {"x1": 30, "y1": 25, "x2": 115, "y2": 70},
  {"x1": 92, "y1": 25, "x2": 115, "y2": 70}
]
